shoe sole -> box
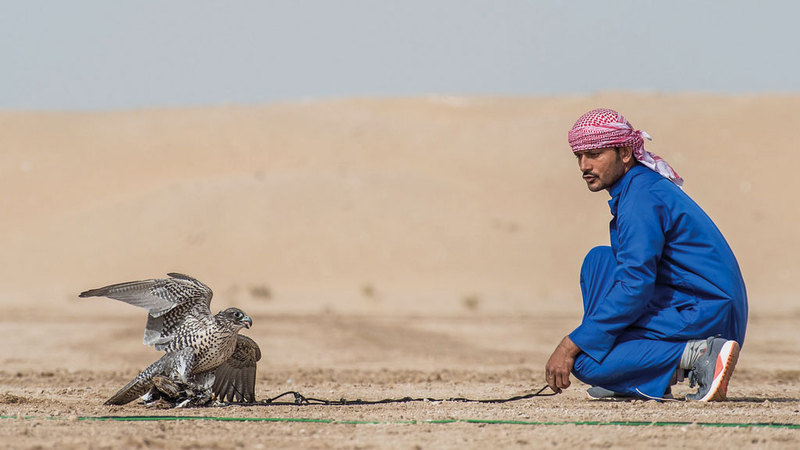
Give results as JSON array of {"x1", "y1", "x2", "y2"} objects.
[
  {"x1": 586, "y1": 392, "x2": 635, "y2": 401},
  {"x1": 696, "y1": 340, "x2": 740, "y2": 402}
]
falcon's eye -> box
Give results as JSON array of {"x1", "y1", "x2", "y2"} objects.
[{"x1": 234, "y1": 311, "x2": 243, "y2": 319}]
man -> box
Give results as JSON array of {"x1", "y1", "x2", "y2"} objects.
[{"x1": 545, "y1": 108, "x2": 748, "y2": 401}]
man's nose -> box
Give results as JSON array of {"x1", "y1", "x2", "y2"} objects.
[{"x1": 578, "y1": 155, "x2": 590, "y2": 172}]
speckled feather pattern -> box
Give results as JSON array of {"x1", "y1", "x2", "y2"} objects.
[{"x1": 79, "y1": 273, "x2": 260, "y2": 405}]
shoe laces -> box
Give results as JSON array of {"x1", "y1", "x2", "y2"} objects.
[
  {"x1": 688, "y1": 370, "x2": 697, "y2": 388},
  {"x1": 688, "y1": 343, "x2": 712, "y2": 389}
]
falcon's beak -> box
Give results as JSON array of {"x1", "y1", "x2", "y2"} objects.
[{"x1": 243, "y1": 316, "x2": 252, "y2": 329}]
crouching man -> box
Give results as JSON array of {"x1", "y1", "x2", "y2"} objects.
[{"x1": 545, "y1": 108, "x2": 748, "y2": 401}]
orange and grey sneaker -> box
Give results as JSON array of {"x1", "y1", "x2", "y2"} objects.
[{"x1": 686, "y1": 336, "x2": 740, "y2": 402}]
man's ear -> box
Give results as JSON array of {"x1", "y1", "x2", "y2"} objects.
[{"x1": 619, "y1": 146, "x2": 635, "y2": 164}]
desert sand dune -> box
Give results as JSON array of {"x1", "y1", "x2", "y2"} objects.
[{"x1": 1, "y1": 94, "x2": 799, "y2": 448}]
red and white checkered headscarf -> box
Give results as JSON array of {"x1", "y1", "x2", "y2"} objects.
[{"x1": 568, "y1": 108, "x2": 683, "y2": 186}]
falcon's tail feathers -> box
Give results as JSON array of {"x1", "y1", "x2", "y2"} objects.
[{"x1": 104, "y1": 357, "x2": 167, "y2": 406}]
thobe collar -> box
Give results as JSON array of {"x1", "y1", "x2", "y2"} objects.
[{"x1": 607, "y1": 164, "x2": 647, "y2": 216}]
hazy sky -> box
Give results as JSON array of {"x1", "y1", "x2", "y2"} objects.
[{"x1": 2, "y1": 1, "x2": 799, "y2": 110}]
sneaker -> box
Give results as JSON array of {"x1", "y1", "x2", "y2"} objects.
[
  {"x1": 586, "y1": 386, "x2": 674, "y2": 401},
  {"x1": 586, "y1": 386, "x2": 634, "y2": 401},
  {"x1": 685, "y1": 336, "x2": 740, "y2": 402}
]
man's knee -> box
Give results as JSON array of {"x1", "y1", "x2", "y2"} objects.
[
  {"x1": 583, "y1": 246, "x2": 613, "y2": 269},
  {"x1": 571, "y1": 353, "x2": 606, "y2": 387},
  {"x1": 580, "y1": 246, "x2": 615, "y2": 295}
]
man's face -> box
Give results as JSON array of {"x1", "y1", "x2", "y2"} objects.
[{"x1": 575, "y1": 147, "x2": 628, "y2": 192}]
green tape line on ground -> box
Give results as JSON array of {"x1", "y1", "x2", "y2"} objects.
[{"x1": 2, "y1": 415, "x2": 799, "y2": 428}]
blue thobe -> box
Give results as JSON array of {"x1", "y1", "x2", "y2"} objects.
[{"x1": 568, "y1": 164, "x2": 748, "y2": 397}]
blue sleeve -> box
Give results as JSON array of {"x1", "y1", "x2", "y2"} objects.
[{"x1": 569, "y1": 194, "x2": 668, "y2": 362}]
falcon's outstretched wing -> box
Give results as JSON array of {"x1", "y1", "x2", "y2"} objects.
[
  {"x1": 212, "y1": 335, "x2": 261, "y2": 403},
  {"x1": 79, "y1": 273, "x2": 214, "y2": 347}
]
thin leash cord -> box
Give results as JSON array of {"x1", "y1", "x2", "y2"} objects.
[{"x1": 222, "y1": 384, "x2": 556, "y2": 407}]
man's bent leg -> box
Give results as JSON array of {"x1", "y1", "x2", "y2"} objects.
[
  {"x1": 580, "y1": 246, "x2": 616, "y2": 318},
  {"x1": 572, "y1": 338, "x2": 684, "y2": 399}
]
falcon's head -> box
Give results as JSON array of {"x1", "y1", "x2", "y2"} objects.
[{"x1": 218, "y1": 307, "x2": 253, "y2": 330}]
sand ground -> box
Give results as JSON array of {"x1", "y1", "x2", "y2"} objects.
[{"x1": 1, "y1": 94, "x2": 799, "y2": 448}]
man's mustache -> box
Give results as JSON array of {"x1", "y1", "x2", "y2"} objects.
[{"x1": 583, "y1": 170, "x2": 598, "y2": 177}]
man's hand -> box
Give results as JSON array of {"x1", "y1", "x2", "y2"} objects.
[{"x1": 544, "y1": 336, "x2": 581, "y2": 394}]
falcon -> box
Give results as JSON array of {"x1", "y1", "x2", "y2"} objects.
[{"x1": 79, "y1": 273, "x2": 261, "y2": 406}]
